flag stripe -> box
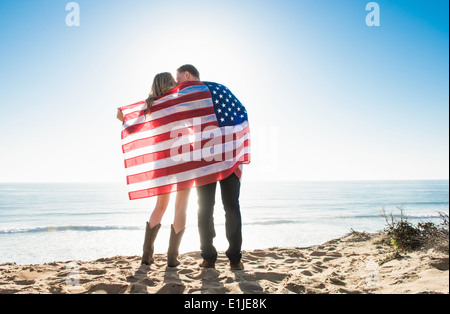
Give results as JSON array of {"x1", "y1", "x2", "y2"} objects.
[
  {"x1": 123, "y1": 98, "x2": 214, "y2": 129},
  {"x1": 128, "y1": 162, "x2": 243, "y2": 200},
  {"x1": 120, "y1": 82, "x2": 208, "y2": 114},
  {"x1": 120, "y1": 100, "x2": 145, "y2": 112},
  {"x1": 127, "y1": 146, "x2": 250, "y2": 191},
  {"x1": 124, "y1": 124, "x2": 250, "y2": 167},
  {"x1": 150, "y1": 91, "x2": 212, "y2": 114},
  {"x1": 152, "y1": 81, "x2": 207, "y2": 103},
  {"x1": 122, "y1": 90, "x2": 212, "y2": 123},
  {"x1": 122, "y1": 120, "x2": 220, "y2": 154},
  {"x1": 121, "y1": 114, "x2": 218, "y2": 147},
  {"x1": 122, "y1": 120, "x2": 247, "y2": 160},
  {"x1": 126, "y1": 139, "x2": 249, "y2": 184},
  {"x1": 122, "y1": 106, "x2": 216, "y2": 139},
  {"x1": 124, "y1": 134, "x2": 251, "y2": 176}
]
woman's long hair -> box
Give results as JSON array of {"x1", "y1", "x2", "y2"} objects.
[{"x1": 145, "y1": 72, "x2": 176, "y2": 114}]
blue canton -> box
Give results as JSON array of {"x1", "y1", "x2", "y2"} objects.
[{"x1": 204, "y1": 81, "x2": 248, "y2": 127}]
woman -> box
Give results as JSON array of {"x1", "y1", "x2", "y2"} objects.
[{"x1": 117, "y1": 72, "x2": 191, "y2": 267}]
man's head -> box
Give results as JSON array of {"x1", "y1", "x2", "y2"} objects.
[{"x1": 176, "y1": 64, "x2": 200, "y2": 84}]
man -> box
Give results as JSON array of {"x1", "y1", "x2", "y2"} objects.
[
  {"x1": 177, "y1": 64, "x2": 245, "y2": 270},
  {"x1": 176, "y1": 64, "x2": 201, "y2": 84}
]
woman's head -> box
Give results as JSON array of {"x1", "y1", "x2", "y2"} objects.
[{"x1": 146, "y1": 72, "x2": 176, "y2": 113}]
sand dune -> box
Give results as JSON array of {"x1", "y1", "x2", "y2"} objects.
[{"x1": 0, "y1": 232, "x2": 448, "y2": 294}]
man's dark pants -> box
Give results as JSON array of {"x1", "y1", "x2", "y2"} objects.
[{"x1": 197, "y1": 173, "x2": 242, "y2": 264}]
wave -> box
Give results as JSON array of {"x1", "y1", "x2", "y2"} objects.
[
  {"x1": 244, "y1": 214, "x2": 447, "y2": 226},
  {"x1": 0, "y1": 225, "x2": 142, "y2": 235},
  {"x1": 246, "y1": 220, "x2": 299, "y2": 226},
  {"x1": 0, "y1": 220, "x2": 303, "y2": 234},
  {"x1": 1, "y1": 213, "x2": 446, "y2": 235},
  {"x1": 330, "y1": 213, "x2": 446, "y2": 220}
]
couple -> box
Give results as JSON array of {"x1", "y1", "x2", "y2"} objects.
[{"x1": 117, "y1": 65, "x2": 245, "y2": 270}]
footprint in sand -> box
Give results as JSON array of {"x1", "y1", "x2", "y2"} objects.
[
  {"x1": 242, "y1": 271, "x2": 288, "y2": 283},
  {"x1": 283, "y1": 282, "x2": 306, "y2": 294},
  {"x1": 86, "y1": 282, "x2": 129, "y2": 294}
]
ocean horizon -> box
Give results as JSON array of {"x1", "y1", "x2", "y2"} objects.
[{"x1": 0, "y1": 180, "x2": 448, "y2": 265}]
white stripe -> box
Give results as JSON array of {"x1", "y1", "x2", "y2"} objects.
[
  {"x1": 121, "y1": 102, "x2": 145, "y2": 116},
  {"x1": 124, "y1": 98, "x2": 213, "y2": 129},
  {"x1": 122, "y1": 116, "x2": 213, "y2": 158},
  {"x1": 125, "y1": 133, "x2": 251, "y2": 176},
  {"x1": 121, "y1": 113, "x2": 218, "y2": 146},
  {"x1": 127, "y1": 146, "x2": 250, "y2": 192},
  {"x1": 152, "y1": 85, "x2": 209, "y2": 107},
  {"x1": 121, "y1": 85, "x2": 209, "y2": 116},
  {"x1": 123, "y1": 120, "x2": 250, "y2": 159}
]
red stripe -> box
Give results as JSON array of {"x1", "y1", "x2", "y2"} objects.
[
  {"x1": 150, "y1": 91, "x2": 212, "y2": 114},
  {"x1": 120, "y1": 100, "x2": 145, "y2": 111},
  {"x1": 121, "y1": 106, "x2": 216, "y2": 139},
  {"x1": 153, "y1": 81, "x2": 206, "y2": 101},
  {"x1": 119, "y1": 81, "x2": 206, "y2": 114},
  {"x1": 240, "y1": 152, "x2": 251, "y2": 164},
  {"x1": 128, "y1": 162, "x2": 244, "y2": 200},
  {"x1": 124, "y1": 126, "x2": 251, "y2": 168},
  {"x1": 126, "y1": 140, "x2": 250, "y2": 184},
  {"x1": 122, "y1": 109, "x2": 147, "y2": 124},
  {"x1": 122, "y1": 90, "x2": 212, "y2": 124},
  {"x1": 122, "y1": 121, "x2": 219, "y2": 154},
  {"x1": 125, "y1": 150, "x2": 169, "y2": 168}
]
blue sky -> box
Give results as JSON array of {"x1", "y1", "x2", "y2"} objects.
[{"x1": 0, "y1": 0, "x2": 448, "y2": 182}]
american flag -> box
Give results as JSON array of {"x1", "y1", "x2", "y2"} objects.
[{"x1": 120, "y1": 81, "x2": 251, "y2": 200}]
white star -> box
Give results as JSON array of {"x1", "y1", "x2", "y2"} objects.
[
  {"x1": 240, "y1": 114, "x2": 244, "y2": 118},
  {"x1": 217, "y1": 109, "x2": 222, "y2": 113},
  {"x1": 233, "y1": 112, "x2": 237, "y2": 116},
  {"x1": 222, "y1": 103, "x2": 226, "y2": 108},
  {"x1": 225, "y1": 112, "x2": 228, "y2": 117},
  {"x1": 231, "y1": 117, "x2": 234, "y2": 121},
  {"x1": 213, "y1": 91, "x2": 217, "y2": 94},
  {"x1": 219, "y1": 94, "x2": 223, "y2": 99},
  {"x1": 215, "y1": 100, "x2": 219, "y2": 104},
  {"x1": 228, "y1": 107, "x2": 232, "y2": 112},
  {"x1": 237, "y1": 107, "x2": 241, "y2": 111},
  {"x1": 220, "y1": 117, "x2": 225, "y2": 122},
  {"x1": 225, "y1": 99, "x2": 229, "y2": 102}
]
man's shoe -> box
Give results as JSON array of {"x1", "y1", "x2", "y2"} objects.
[
  {"x1": 199, "y1": 260, "x2": 216, "y2": 269},
  {"x1": 230, "y1": 261, "x2": 244, "y2": 270}
]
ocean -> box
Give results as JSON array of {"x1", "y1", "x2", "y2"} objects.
[{"x1": 0, "y1": 180, "x2": 448, "y2": 265}]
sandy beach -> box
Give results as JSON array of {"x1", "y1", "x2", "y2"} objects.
[{"x1": 0, "y1": 231, "x2": 448, "y2": 294}]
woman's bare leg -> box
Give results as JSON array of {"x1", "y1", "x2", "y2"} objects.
[
  {"x1": 173, "y1": 189, "x2": 191, "y2": 234},
  {"x1": 149, "y1": 194, "x2": 170, "y2": 228}
]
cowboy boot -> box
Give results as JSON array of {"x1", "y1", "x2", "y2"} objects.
[
  {"x1": 167, "y1": 225, "x2": 185, "y2": 267},
  {"x1": 141, "y1": 223, "x2": 161, "y2": 265}
]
